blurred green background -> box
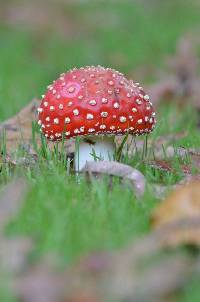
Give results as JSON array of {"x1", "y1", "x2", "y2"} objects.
[{"x1": 0, "y1": 0, "x2": 200, "y2": 121}]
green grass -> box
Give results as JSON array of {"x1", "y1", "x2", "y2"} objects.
[
  {"x1": 7, "y1": 174, "x2": 157, "y2": 263},
  {"x1": 1, "y1": 0, "x2": 200, "y2": 300}
]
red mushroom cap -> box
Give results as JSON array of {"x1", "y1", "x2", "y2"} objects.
[{"x1": 38, "y1": 66, "x2": 156, "y2": 141}]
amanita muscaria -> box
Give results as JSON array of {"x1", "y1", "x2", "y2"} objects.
[{"x1": 38, "y1": 66, "x2": 156, "y2": 170}]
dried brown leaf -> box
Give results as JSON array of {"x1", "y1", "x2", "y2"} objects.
[
  {"x1": 148, "y1": 160, "x2": 175, "y2": 172},
  {"x1": 157, "y1": 217, "x2": 200, "y2": 248},
  {"x1": 152, "y1": 180, "x2": 200, "y2": 228},
  {"x1": 147, "y1": 159, "x2": 192, "y2": 175},
  {"x1": 82, "y1": 161, "x2": 146, "y2": 196},
  {"x1": 0, "y1": 99, "x2": 39, "y2": 153}
]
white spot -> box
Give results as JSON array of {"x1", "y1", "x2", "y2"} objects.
[
  {"x1": 55, "y1": 133, "x2": 61, "y2": 137},
  {"x1": 89, "y1": 99, "x2": 96, "y2": 106},
  {"x1": 44, "y1": 101, "x2": 48, "y2": 107},
  {"x1": 102, "y1": 98, "x2": 108, "y2": 104},
  {"x1": 72, "y1": 75, "x2": 77, "y2": 79},
  {"x1": 100, "y1": 124, "x2": 106, "y2": 130},
  {"x1": 68, "y1": 101, "x2": 73, "y2": 107},
  {"x1": 149, "y1": 118, "x2": 153, "y2": 123},
  {"x1": 113, "y1": 102, "x2": 120, "y2": 109},
  {"x1": 57, "y1": 94, "x2": 61, "y2": 99},
  {"x1": 136, "y1": 99, "x2": 142, "y2": 105},
  {"x1": 74, "y1": 129, "x2": 80, "y2": 134},
  {"x1": 59, "y1": 104, "x2": 64, "y2": 110},
  {"x1": 144, "y1": 94, "x2": 150, "y2": 101},
  {"x1": 132, "y1": 107, "x2": 137, "y2": 113},
  {"x1": 90, "y1": 74, "x2": 95, "y2": 78},
  {"x1": 73, "y1": 109, "x2": 79, "y2": 116},
  {"x1": 61, "y1": 82, "x2": 66, "y2": 86},
  {"x1": 65, "y1": 131, "x2": 70, "y2": 136},
  {"x1": 45, "y1": 116, "x2": 50, "y2": 122},
  {"x1": 87, "y1": 113, "x2": 94, "y2": 120},
  {"x1": 145, "y1": 116, "x2": 149, "y2": 122},
  {"x1": 152, "y1": 112, "x2": 156, "y2": 117},
  {"x1": 108, "y1": 80, "x2": 114, "y2": 86},
  {"x1": 65, "y1": 117, "x2": 71, "y2": 124},
  {"x1": 137, "y1": 119, "x2": 143, "y2": 124},
  {"x1": 37, "y1": 107, "x2": 43, "y2": 113},
  {"x1": 54, "y1": 118, "x2": 59, "y2": 124},
  {"x1": 41, "y1": 95, "x2": 45, "y2": 99},
  {"x1": 78, "y1": 95, "x2": 83, "y2": 100},
  {"x1": 52, "y1": 89, "x2": 56, "y2": 95},
  {"x1": 68, "y1": 86, "x2": 75, "y2": 93},
  {"x1": 81, "y1": 78, "x2": 86, "y2": 83},
  {"x1": 50, "y1": 106, "x2": 55, "y2": 111},
  {"x1": 127, "y1": 93, "x2": 131, "y2": 98},
  {"x1": 108, "y1": 90, "x2": 113, "y2": 95},
  {"x1": 38, "y1": 120, "x2": 42, "y2": 125},
  {"x1": 80, "y1": 126, "x2": 84, "y2": 132},
  {"x1": 88, "y1": 128, "x2": 95, "y2": 133},
  {"x1": 110, "y1": 126, "x2": 115, "y2": 130},
  {"x1": 101, "y1": 112, "x2": 108, "y2": 118},
  {"x1": 119, "y1": 116, "x2": 126, "y2": 123}
]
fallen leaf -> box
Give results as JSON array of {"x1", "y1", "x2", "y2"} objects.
[
  {"x1": 147, "y1": 159, "x2": 192, "y2": 175},
  {"x1": 147, "y1": 159, "x2": 175, "y2": 172},
  {"x1": 109, "y1": 253, "x2": 193, "y2": 302},
  {"x1": 152, "y1": 180, "x2": 200, "y2": 227},
  {"x1": 82, "y1": 161, "x2": 146, "y2": 196},
  {"x1": 0, "y1": 99, "x2": 40, "y2": 153},
  {"x1": 156, "y1": 217, "x2": 200, "y2": 248}
]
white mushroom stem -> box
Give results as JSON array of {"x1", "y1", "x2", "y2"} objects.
[{"x1": 75, "y1": 136, "x2": 115, "y2": 171}]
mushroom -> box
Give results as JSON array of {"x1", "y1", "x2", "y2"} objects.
[{"x1": 38, "y1": 66, "x2": 156, "y2": 171}]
